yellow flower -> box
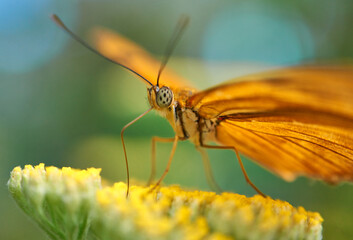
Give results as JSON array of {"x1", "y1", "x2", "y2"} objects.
[{"x1": 8, "y1": 164, "x2": 323, "y2": 240}]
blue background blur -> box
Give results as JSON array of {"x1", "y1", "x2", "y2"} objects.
[{"x1": 1, "y1": 0, "x2": 353, "y2": 239}]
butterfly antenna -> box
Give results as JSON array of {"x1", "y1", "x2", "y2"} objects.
[
  {"x1": 51, "y1": 14, "x2": 153, "y2": 87},
  {"x1": 156, "y1": 15, "x2": 190, "y2": 87}
]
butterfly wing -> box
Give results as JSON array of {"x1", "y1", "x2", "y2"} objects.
[
  {"x1": 187, "y1": 66, "x2": 353, "y2": 183},
  {"x1": 91, "y1": 27, "x2": 196, "y2": 91}
]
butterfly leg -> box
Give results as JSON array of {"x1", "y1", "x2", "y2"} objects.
[
  {"x1": 149, "y1": 135, "x2": 179, "y2": 192},
  {"x1": 147, "y1": 136, "x2": 177, "y2": 186},
  {"x1": 201, "y1": 144, "x2": 266, "y2": 197},
  {"x1": 121, "y1": 107, "x2": 153, "y2": 197},
  {"x1": 196, "y1": 147, "x2": 223, "y2": 193}
]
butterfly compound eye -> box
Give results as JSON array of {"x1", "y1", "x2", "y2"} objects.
[{"x1": 156, "y1": 86, "x2": 173, "y2": 108}]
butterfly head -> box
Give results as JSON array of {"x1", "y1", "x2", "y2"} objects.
[{"x1": 148, "y1": 85, "x2": 174, "y2": 110}]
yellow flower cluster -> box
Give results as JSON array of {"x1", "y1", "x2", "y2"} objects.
[
  {"x1": 8, "y1": 164, "x2": 323, "y2": 240},
  {"x1": 95, "y1": 183, "x2": 322, "y2": 240}
]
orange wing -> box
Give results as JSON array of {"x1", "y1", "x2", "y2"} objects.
[
  {"x1": 188, "y1": 66, "x2": 353, "y2": 183},
  {"x1": 91, "y1": 27, "x2": 196, "y2": 92}
]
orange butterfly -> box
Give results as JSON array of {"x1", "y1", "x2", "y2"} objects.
[{"x1": 53, "y1": 15, "x2": 353, "y2": 197}]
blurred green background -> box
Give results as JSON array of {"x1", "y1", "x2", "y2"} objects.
[{"x1": 1, "y1": 0, "x2": 353, "y2": 239}]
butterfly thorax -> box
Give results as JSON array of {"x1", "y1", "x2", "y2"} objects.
[{"x1": 148, "y1": 86, "x2": 217, "y2": 146}]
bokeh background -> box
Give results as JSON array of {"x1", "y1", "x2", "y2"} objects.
[{"x1": 1, "y1": 0, "x2": 353, "y2": 239}]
